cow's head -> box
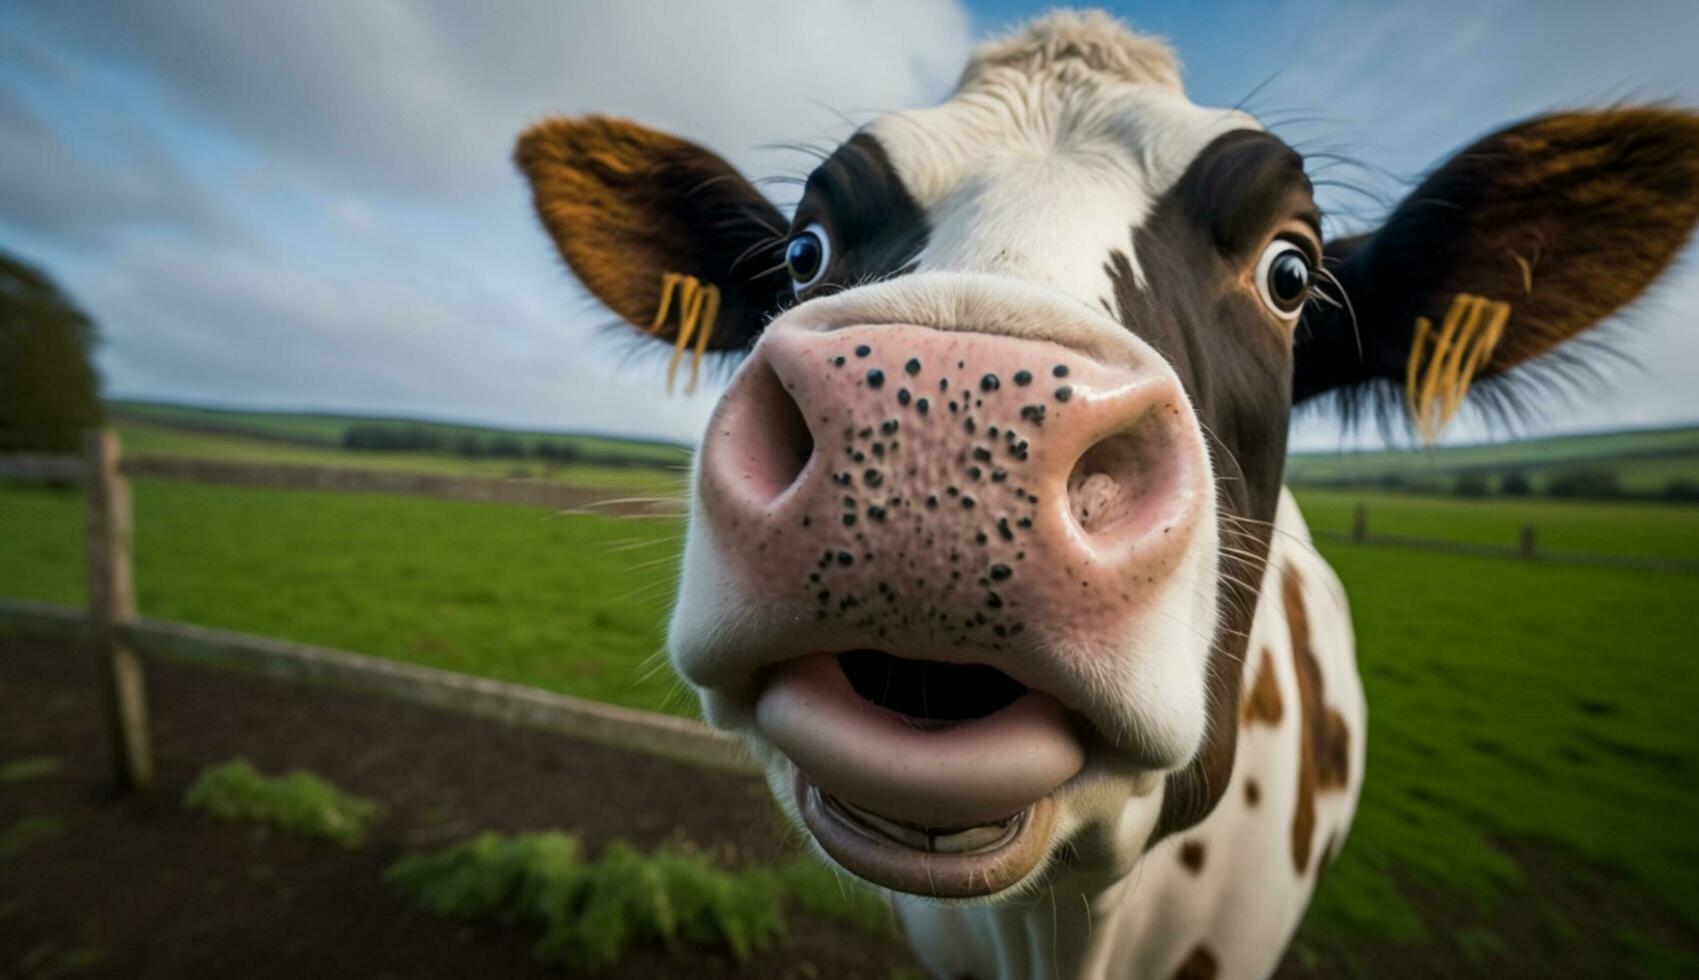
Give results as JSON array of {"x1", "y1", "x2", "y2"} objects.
[{"x1": 516, "y1": 11, "x2": 1699, "y2": 900}]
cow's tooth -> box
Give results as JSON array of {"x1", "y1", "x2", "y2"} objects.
[
  {"x1": 929, "y1": 822, "x2": 1015, "y2": 854},
  {"x1": 833, "y1": 795, "x2": 1023, "y2": 854},
  {"x1": 836, "y1": 797, "x2": 930, "y2": 849}
]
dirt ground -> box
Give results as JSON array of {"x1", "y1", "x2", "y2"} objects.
[
  {"x1": 6, "y1": 633, "x2": 1690, "y2": 980},
  {"x1": 0, "y1": 634, "x2": 916, "y2": 980}
]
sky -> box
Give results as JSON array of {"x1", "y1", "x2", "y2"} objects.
[{"x1": 2, "y1": 1, "x2": 1696, "y2": 451}]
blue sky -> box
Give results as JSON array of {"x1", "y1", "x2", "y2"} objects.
[{"x1": 3, "y1": 1, "x2": 1696, "y2": 450}]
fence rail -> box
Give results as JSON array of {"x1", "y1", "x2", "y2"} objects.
[
  {"x1": 0, "y1": 597, "x2": 753, "y2": 775},
  {"x1": 0, "y1": 452, "x2": 83, "y2": 484}
]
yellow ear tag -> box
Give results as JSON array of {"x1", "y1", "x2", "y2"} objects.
[
  {"x1": 648, "y1": 272, "x2": 720, "y2": 395},
  {"x1": 1405, "y1": 293, "x2": 1511, "y2": 442}
]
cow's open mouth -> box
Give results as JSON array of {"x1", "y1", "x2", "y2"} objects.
[{"x1": 756, "y1": 651, "x2": 1085, "y2": 897}]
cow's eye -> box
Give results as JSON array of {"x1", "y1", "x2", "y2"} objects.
[
  {"x1": 1255, "y1": 239, "x2": 1313, "y2": 321},
  {"x1": 785, "y1": 223, "x2": 831, "y2": 291}
]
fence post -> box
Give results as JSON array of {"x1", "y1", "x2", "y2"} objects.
[
  {"x1": 1352, "y1": 503, "x2": 1369, "y2": 543},
  {"x1": 1519, "y1": 524, "x2": 1538, "y2": 560},
  {"x1": 84, "y1": 429, "x2": 154, "y2": 793}
]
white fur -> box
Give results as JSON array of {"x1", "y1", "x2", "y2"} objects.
[{"x1": 870, "y1": 14, "x2": 1257, "y2": 305}]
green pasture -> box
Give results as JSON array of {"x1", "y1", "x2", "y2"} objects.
[
  {"x1": 1, "y1": 477, "x2": 1696, "y2": 973},
  {"x1": 1298, "y1": 487, "x2": 1699, "y2": 561},
  {"x1": 0, "y1": 479, "x2": 693, "y2": 715},
  {"x1": 109, "y1": 400, "x2": 693, "y2": 465},
  {"x1": 114, "y1": 419, "x2": 689, "y2": 493},
  {"x1": 1287, "y1": 423, "x2": 1699, "y2": 494},
  {"x1": 1290, "y1": 545, "x2": 1699, "y2": 975}
]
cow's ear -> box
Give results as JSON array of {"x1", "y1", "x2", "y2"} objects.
[
  {"x1": 1295, "y1": 108, "x2": 1699, "y2": 438},
  {"x1": 515, "y1": 116, "x2": 791, "y2": 392}
]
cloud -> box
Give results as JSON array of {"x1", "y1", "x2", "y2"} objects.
[
  {"x1": 18, "y1": 0, "x2": 973, "y2": 200},
  {"x1": 2, "y1": 0, "x2": 1695, "y2": 448},
  {"x1": 0, "y1": 80, "x2": 232, "y2": 245},
  {"x1": 0, "y1": 0, "x2": 974, "y2": 439},
  {"x1": 94, "y1": 234, "x2": 730, "y2": 440}
]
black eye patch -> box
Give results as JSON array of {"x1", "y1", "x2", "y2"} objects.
[
  {"x1": 1169, "y1": 130, "x2": 1316, "y2": 263},
  {"x1": 791, "y1": 132, "x2": 929, "y2": 290}
]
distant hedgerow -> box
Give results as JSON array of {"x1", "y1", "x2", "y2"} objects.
[{"x1": 183, "y1": 759, "x2": 380, "y2": 848}]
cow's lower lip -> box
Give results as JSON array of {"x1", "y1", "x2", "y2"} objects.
[
  {"x1": 754, "y1": 653, "x2": 1086, "y2": 827},
  {"x1": 795, "y1": 772, "x2": 1055, "y2": 898}
]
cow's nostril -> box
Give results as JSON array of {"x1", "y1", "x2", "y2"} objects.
[
  {"x1": 1066, "y1": 409, "x2": 1180, "y2": 542},
  {"x1": 837, "y1": 650, "x2": 1026, "y2": 725},
  {"x1": 738, "y1": 362, "x2": 815, "y2": 503}
]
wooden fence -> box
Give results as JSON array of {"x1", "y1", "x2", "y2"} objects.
[{"x1": 0, "y1": 430, "x2": 742, "y2": 795}]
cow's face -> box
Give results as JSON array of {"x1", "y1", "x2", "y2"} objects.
[{"x1": 516, "y1": 12, "x2": 1699, "y2": 901}]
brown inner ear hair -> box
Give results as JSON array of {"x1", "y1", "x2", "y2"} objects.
[{"x1": 513, "y1": 116, "x2": 791, "y2": 356}]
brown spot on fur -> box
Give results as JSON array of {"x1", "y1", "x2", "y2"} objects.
[
  {"x1": 1171, "y1": 944, "x2": 1219, "y2": 980},
  {"x1": 1179, "y1": 840, "x2": 1205, "y2": 874},
  {"x1": 1241, "y1": 645, "x2": 1283, "y2": 726},
  {"x1": 1245, "y1": 779, "x2": 1261, "y2": 807},
  {"x1": 1284, "y1": 565, "x2": 1351, "y2": 875}
]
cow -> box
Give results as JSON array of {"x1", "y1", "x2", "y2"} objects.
[{"x1": 512, "y1": 10, "x2": 1699, "y2": 979}]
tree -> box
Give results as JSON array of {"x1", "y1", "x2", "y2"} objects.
[
  {"x1": 1547, "y1": 468, "x2": 1621, "y2": 499},
  {"x1": 0, "y1": 251, "x2": 103, "y2": 451},
  {"x1": 1500, "y1": 471, "x2": 1532, "y2": 496},
  {"x1": 1454, "y1": 472, "x2": 1491, "y2": 497}
]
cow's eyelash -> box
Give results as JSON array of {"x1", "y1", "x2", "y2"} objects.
[{"x1": 1275, "y1": 228, "x2": 1322, "y2": 267}]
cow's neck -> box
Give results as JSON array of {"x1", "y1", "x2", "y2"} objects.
[{"x1": 894, "y1": 867, "x2": 1160, "y2": 980}]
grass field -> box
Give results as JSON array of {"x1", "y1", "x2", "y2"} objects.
[
  {"x1": 112, "y1": 419, "x2": 691, "y2": 493},
  {"x1": 1290, "y1": 545, "x2": 1699, "y2": 975},
  {"x1": 1, "y1": 477, "x2": 1696, "y2": 974},
  {"x1": 1298, "y1": 487, "x2": 1699, "y2": 561},
  {"x1": 0, "y1": 479, "x2": 693, "y2": 714},
  {"x1": 110, "y1": 400, "x2": 693, "y2": 464},
  {"x1": 1288, "y1": 423, "x2": 1699, "y2": 495}
]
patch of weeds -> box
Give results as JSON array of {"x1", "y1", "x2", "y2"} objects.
[
  {"x1": 0, "y1": 755, "x2": 62, "y2": 785},
  {"x1": 183, "y1": 759, "x2": 380, "y2": 848},
  {"x1": 769, "y1": 855, "x2": 895, "y2": 937},
  {"x1": 0, "y1": 815, "x2": 65, "y2": 860},
  {"x1": 387, "y1": 831, "x2": 784, "y2": 970}
]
